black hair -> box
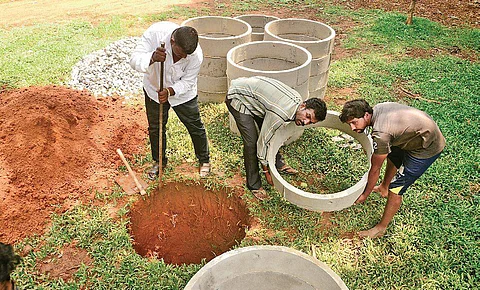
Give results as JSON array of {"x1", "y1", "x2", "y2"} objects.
[
  {"x1": 0, "y1": 243, "x2": 21, "y2": 282},
  {"x1": 339, "y1": 99, "x2": 373, "y2": 123},
  {"x1": 172, "y1": 26, "x2": 199, "y2": 55},
  {"x1": 304, "y1": 98, "x2": 327, "y2": 122}
]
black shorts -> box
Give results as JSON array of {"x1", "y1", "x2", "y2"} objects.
[{"x1": 387, "y1": 147, "x2": 442, "y2": 195}]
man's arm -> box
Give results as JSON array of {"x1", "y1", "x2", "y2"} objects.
[
  {"x1": 129, "y1": 22, "x2": 175, "y2": 73},
  {"x1": 355, "y1": 153, "x2": 388, "y2": 204},
  {"x1": 169, "y1": 52, "x2": 202, "y2": 98},
  {"x1": 257, "y1": 117, "x2": 284, "y2": 186},
  {"x1": 129, "y1": 31, "x2": 157, "y2": 73}
]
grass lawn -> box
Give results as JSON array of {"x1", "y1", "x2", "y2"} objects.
[{"x1": 1, "y1": 0, "x2": 479, "y2": 289}]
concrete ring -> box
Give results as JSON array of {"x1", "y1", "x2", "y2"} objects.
[
  {"x1": 267, "y1": 110, "x2": 373, "y2": 212},
  {"x1": 184, "y1": 245, "x2": 348, "y2": 289}
]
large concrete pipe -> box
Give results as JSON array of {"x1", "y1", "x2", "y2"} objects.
[
  {"x1": 184, "y1": 245, "x2": 349, "y2": 290},
  {"x1": 234, "y1": 14, "x2": 279, "y2": 41},
  {"x1": 264, "y1": 18, "x2": 335, "y2": 99},
  {"x1": 267, "y1": 111, "x2": 373, "y2": 212},
  {"x1": 226, "y1": 41, "x2": 312, "y2": 135},
  {"x1": 181, "y1": 16, "x2": 252, "y2": 102}
]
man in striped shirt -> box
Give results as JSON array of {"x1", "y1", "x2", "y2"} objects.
[{"x1": 226, "y1": 76, "x2": 327, "y2": 200}]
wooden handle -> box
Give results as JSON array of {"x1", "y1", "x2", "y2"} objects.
[
  {"x1": 116, "y1": 148, "x2": 146, "y2": 195},
  {"x1": 158, "y1": 42, "x2": 165, "y2": 187}
]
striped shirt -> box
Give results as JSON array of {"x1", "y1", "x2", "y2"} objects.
[{"x1": 226, "y1": 76, "x2": 302, "y2": 165}]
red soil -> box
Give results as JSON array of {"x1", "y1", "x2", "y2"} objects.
[
  {"x1": 128, "y1": 182, "x2": 250, "y2": 265},
  {"x1": 0, "y1": 86, "x2": 147, "y2": 243}
]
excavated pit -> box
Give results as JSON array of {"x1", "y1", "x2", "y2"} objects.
[{"x1": 128, "y1": 182, "x2": 251, "y2": 265}]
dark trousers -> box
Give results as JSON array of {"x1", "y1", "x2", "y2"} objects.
[
  {"x1": 145, "y1": 90, "x2": 209, "y2": 166},
  {"x1": 226, "y1": 98, "x2": 285, "y2": 190}
]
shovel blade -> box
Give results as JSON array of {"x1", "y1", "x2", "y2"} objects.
[{"x1": 115, "y1": 173, "x2": 148, "y2": 195}]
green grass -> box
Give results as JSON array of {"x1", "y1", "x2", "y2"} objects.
[
  {"x1": 0, "y1": 20, "x2": 124, "y2": 88},
  {"x1": 281, "y1": 127, "x2": 369, "y2": 193},
  {"x1": 3, "y1": 1, "x2": 479, "y2": 289},
  {"x1": 355, "y1": 13, "x2": 480, "y2": 52}
]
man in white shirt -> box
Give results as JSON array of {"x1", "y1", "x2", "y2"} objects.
[{"x1": 130, "y1": 22, "x2": 210, "y2": 179}]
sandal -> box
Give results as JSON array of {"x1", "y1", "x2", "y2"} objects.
[
  {"x1": 251, "y1": 188, "x2": 270, "y2": 201},
  {"x1": 147, "y1": 163, "x2": 159, "y2": 180},
  {"x1": 199, "y1": 163, "x2": 211, "y2": 178},
  {"x1": 277, "y1": 165, "x2": 298, "y2": 175}
]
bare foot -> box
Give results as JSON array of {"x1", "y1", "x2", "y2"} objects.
[
  {"x1": 358, "y1": 226, "x2": 386, "y2": 239},
  {"x1": 373, "y1": 184, "x2": 389, "y2": 198},
  {"x1": 355, "y1": 193, "x2": 370, "y2": 204}
]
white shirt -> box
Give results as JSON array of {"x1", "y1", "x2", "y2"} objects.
[{"x1": 129, "y1": 21, "x2": 203, "y2": 106}]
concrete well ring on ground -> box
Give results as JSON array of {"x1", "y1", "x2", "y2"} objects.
[{"x1": 267, "y1": 110, "x2": 373, "y2": 212}]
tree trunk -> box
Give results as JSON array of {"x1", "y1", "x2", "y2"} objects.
[{"x1": 405, "y1": 0, "x2": 417, "y2": 25}]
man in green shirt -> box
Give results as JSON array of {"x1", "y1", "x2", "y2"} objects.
[
  {"x1": 226, "y1": 76, "x2": 327, "y2": 200},
  {"x1": 340, "y1": 99, "x2": 445, "y2": 238}
]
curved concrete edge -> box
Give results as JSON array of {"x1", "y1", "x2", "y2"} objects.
[
  {"x1": 198, "y1": 91, "x2": 226, "y2": 103},
  {"x1": 264, "y1": 18, "x2": 336, "y2": 58},
  {"x1": 234, "y1": 14, "x2": 280, "y2": 28},
  {"x1": 226, "y1": 41, "x2": 313, "y2": 135},
  {"x1": 226, "y1": 41, "x2": 312, "y2": 98},
  {"x1": 308, "y1": 86, "x2": 327, "y2": 99},
  {"x1": 184, "y1": 245, "x2": 349, "y2": 290},
  {"x1": 310, "y1": 54, "x2": 331, "y2": 76},
  {"x1": 267, "y1": 111, "x2": 373, "y2": 212},
  {"x1": 234, "y1": 14, "x2": 280, "y2": 41},
  {"x1": 198, "y1": 74, "x2": 228, "y2": 92},
  {"x1": 226, "y1": 41, "x2": 312, "y2": 81},
  {"x1": 182, "y1": 16, "x2": 252, "y2": 57},
  {"x1": 200, "y1": 56, "x2": 227, "y2": 77},
  {"x1": 308, "y1": 72, "x2": 328, "y2": 91}
]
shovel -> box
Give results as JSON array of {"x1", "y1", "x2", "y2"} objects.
[{"x1": 116, "y1": 148, "x2": 147, "y2": 195}]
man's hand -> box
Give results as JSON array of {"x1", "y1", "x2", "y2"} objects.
[
  {"x1": 355, "y1": 153, "x2": 387, "y2": 205},
  {"x1": 158, "y1": 88, "x2": 169, "y2": 104},
  {"x1": 150, "y1": 46, "x2": 166, "y2": 64}
]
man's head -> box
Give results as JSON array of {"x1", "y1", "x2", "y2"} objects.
[
  {"x1": 339, "y1": 99, "x2": 373, "y2": 133},
  {"x1": 0, "y1": 243, "x2": 20, "y2": 287},
  {"x1": 294, "y1": 98, "x2": 327, "y2": 126},
  {"x1": 170, "y1": 26, "x2": 199, "y2": 59}
]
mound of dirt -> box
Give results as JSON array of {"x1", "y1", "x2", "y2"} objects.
[{"x1": 0, "y1": 86, "x2": 147, "y2": 243}]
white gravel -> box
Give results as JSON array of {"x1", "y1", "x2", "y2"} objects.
[{"x1": 67, "y1": 37, "x2": 144, "y2": 99}]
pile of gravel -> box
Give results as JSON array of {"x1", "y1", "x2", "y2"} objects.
[{"x1": 67, "y1": 37, "x2": 144, "y2": 99}]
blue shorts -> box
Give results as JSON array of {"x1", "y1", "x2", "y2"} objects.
[{"x1": 387, "y1": 146, "x2": 441, "y2": 195}]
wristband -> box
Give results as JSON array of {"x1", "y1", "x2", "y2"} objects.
[{"x1": 166, "y1": 88, "x2": 171, "y2": 98}]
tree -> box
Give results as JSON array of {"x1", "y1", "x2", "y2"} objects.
[{"x1": 405, "y1": 0, "x2": 417, "y2": 25}]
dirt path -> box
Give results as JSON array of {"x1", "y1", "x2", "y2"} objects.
[
  {"x1": 0, "y1": 0, "x2": 200, "y2": 27},
  {"x1": 2, "y1": 0, "x2": 478, "y2": 29}
]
